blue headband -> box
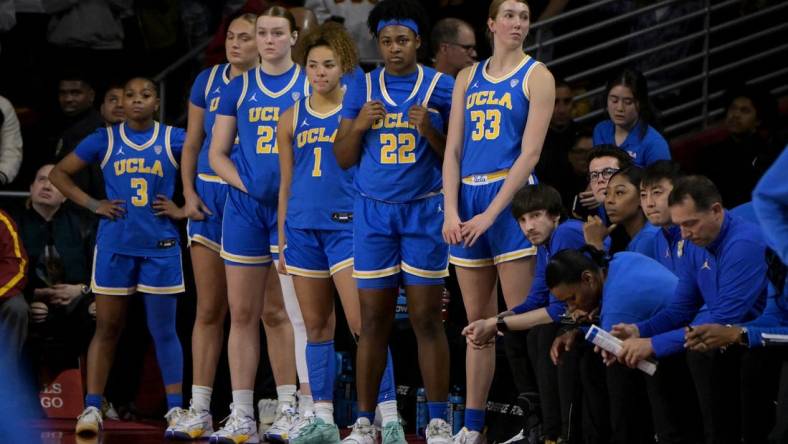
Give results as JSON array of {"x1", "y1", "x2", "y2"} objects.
[{"x1": 376, "y1": 18, "x2": 419, "y2": 35}]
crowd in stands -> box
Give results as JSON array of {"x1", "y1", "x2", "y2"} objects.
[{"x1": 0, "y1": 1, "x2": 786, "y2": 443}]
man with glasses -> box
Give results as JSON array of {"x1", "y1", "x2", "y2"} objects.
[
  {"x1": 573, "y1": 146, "x2": 632, "y2": 221},
  {"x1": 431, "y1": 17, "x2": 477, "y2": 78}
]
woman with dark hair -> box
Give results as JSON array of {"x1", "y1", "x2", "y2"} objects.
[
  {"x1": 584, "y1": 166, "x2": 660, "y2": 256},
  {"x1": 592, "y1": 68, "x2": 670, "y2": 168}
]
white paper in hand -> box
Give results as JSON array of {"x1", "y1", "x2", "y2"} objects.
[{"x1": 585, "y1": 325, "x2": 657, "y2": 375}]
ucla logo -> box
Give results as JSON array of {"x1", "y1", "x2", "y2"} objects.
[
  {"x1": 114, "y1": 158, "x2": 164, "y2": 177},
  {"x1": 154, "y1": 145, "x2": 162, "y2": 155}
]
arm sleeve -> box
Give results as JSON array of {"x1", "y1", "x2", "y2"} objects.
[
  {"x1": 710, "y1": 239, "x2": 768, "y2": 324},
  {"x1": 753, "y1": 146, "x2": 788, "y2": 263},
  {"x1": 0, "y1": 97, "x2": 23, "y2": 184},
  {"x1": 216, "y1": 74, "x2": 244, "y2": 117},
  {"x1": 169, "y1": 127, "x2": 187, "y2": 158},
  {"x1": 73, "y1": 129, "x2": 109, "y2": 164},
  {"x1": 643, "y1": 129, "x2": 671, "y2": 165},
  {"x1": 636, "y1": 258, "x2": 703, "y2": 337},
  {"x1": 189, "y1": 67, "x2": 212, "y2": 109},
  {"x1": 340, "y1": 72, "x2": 366, "y2": 120}
]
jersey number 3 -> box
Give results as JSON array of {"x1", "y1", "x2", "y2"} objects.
[
  {"x1": 130, "y1": 178, "x2": 148, "y2": 206},
  {"x1": 469, "y1": 110, "x2": 501, "y2": 141},
  {"x1": 380, "y1": 133, "x2": 416, "y2": 164}
]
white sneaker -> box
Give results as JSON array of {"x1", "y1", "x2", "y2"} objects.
[
  {"x1": 453, "y1": 427, "x2": 484, "y2": 444},
  {"x1": 166, "y1": 405, "x2": 214, "y2": 440},
  {"x1": 165, "y1": 407, "x2": 189, "y2": 427},
  {"x1": 209, "y1": 410, "x2": 259, "y2": 444},
  {"x1": 101, "y1": 398, "x2": 120, "y2": 420},
  {"x1": 341, "y1": 417, "x2": 378, "y2": 444},
  {"x1": 288, "y1": 412, "x2": 315, "y2": 440},
  {"x1": 265, "y1": 406, "x2": 298, "y2": 442},
  {"x1": 426, "y1": 419, "x2": 453, "y2": 443},
  {"x1": 257, "y1": 398, "x2": 278, "y2": 435},
  {"x1": 76, "y1": 406, "x2": 103, "y2": 435}
]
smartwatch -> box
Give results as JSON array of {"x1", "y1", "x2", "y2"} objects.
[{"x1": 496, "y1": 315, "x2": 510, "y2": 333}]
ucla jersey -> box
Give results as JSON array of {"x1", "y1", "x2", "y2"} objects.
[
  {"x1": 354, "y1": 65, "x2": 450, "y2": 203},
  {"x1": 288, "y1": 97, "x2": 354, "y2": 230},
  {"x1": 74, "y1": 122, "x2": 184, "y2": 257},
  {"x1": 190, "y1": 64, "x2": 232, "y2": 175},
  {"x1": 461, "y1": 56, "x2": 542, "y2": 177},
  {"x1": 217, "y1": 64, "x2": 309, "y2": 205}
]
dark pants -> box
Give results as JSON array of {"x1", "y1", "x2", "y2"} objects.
[
  {"x1": 644, "y1": 353, "x2": 704, "y2": 444},
  {"x1": 29, "y1": 293, "x2": 95, "y2": 375},
  {"x1": 0, "y1": 293, "x2": 29, "y2": 361},
  {"x1": 770, "y1": 351, "x2": 788, "y2": 444},
  {"x1": 687, "y1": 347, "x2": 779, "y2": 444},
  {"x1": 606, "y1": 364, "x2": 654, "y2": 444},
  {"x1": 526, "y1": 323, "x2": 562, "y2": 440}
]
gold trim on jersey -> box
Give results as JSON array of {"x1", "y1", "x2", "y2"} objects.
[
  {"x1": 401, "y1": 261, "x2": 449, "y2": 278},
  {"x1": 236, "y1": 72, "x2": 249, "y2": 110},
  {"x1": 329, "y1": 257, "x2": 354, "y2": 275},
  {"x1": 119, "y1": 121, "x2": 160, "y2": 151},
  {"x1": 100, "y1": 126, "x2": 114, "y2": 169},
  {"x1": 421, "y1": 71, "x2": 443, "y2": 107},
  {"x1": 221, "y1": 63, "x2": 231, "y2": 84},
  {"x1": 353, "y1": 264, "x2": 401, "y2": 279},
  {"x1": 188, "y1": 233, "x2": 221, "y2": 253},
  {"x1": 493, "y1": 246, "x2": 538, "y2": 264},
  {"x1": 379, "y1": 64, "x2": 423, "y2": 107},
  {"x1": 522, "y1": 60, "x2": 542, "y2": 100},
  {"x1": 138, "y1": 283, "x2": 186, "y2": 295},
  {"x1": 204, "y1": 65, "x2": 220, "y2": 101},
  {"x1": 305, "y1": 96, "x2": 342, "y2": 119},
  {"x1": 365, "y1": 73, "x2": 372, "y2": 102},
  {"x1": 481, "y1": 55, "x2": 531, "y2": 84},
  {"x1": 449, "y1": 255, "x2": 494, "y2": 268},
  {"x1": 220, "y1": 248, "x2": 273, "y2": 265},
  {"x1": 197, "y1": 173, "x2": 226, "y2": 184},
  {"x1": 287, "y1": 265, "x2": 331, "y2": 279},
  {"x1": 255, "y1": 64, "x2": 301, "y2": 99},
  {"x1": 164, "y1": 126, "x2": 179, "y2": 169},
  {"x1": 291, "y1": 100, "x2": 300, "y2": 137}
]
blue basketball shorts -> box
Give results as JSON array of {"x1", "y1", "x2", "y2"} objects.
[
  {"x1": 220, "y1": 187, "x2": 277, "y2": 266},
  {"x1": 449, "y1": 171, "x2": 537, "y2": 267},
  {"x1": 91, "y1": 247, "x2": 184, "y2": 295},
  {"x1": 186, "y1": 174, "x2": 228, "y2": 253},
  {"x1": 353, "y1": 193, "x2": 448, "y2": 289},
  {"x1": 284, "y1": 224, "x2": 353, "y2": 278}
]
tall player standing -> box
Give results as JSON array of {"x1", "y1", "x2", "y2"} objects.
[
  {"x1": 49, "y1": 78, "x2": 187, "y2": 438},
  {"x1": 167, "y1": 12, "x2": 259, "y2": 440},
  {"x1": 208, "y1": 7, "x2": 310, "y2": 443},
  {"x1": 334, "y1": 0, "x2": 455, "y2": 442},
  {"x1": 442, "y1": 0, "x2": 555, "y2": 441}
]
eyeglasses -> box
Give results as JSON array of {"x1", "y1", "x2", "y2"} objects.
[
  {"x1": 446, "y1": 42, "x2": 476, "y2": 53},
  {"x1": 588, "y1": 167, "x2": 619, "y2": 182}
]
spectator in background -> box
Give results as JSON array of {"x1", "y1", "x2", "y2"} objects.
[
  {"x1": 0, "y1": 207, "x2": 28, "y2": 363},
  {"x1": 562, "y1": 127, "x2": 594, "y2": 211},
  {"x1": 697, "y1": 86, "x2": 780, "y2": 208},
  {"x1": 431, "y1": 17, "x2": 477, "y2": 78},
  {"x1": 305, "y1": 0, "x2": 377, "y2": 63},
  {"x1": 0, "y1": 94, "x2": 23, "y2": 186},
  {"x1": 13, "y1": 164, "x2": 95, "y2": 377},
  {"x1": 573, "y1": 147, "x2": 632, "y2": 220},
  {"x1": 99, "y1": 83, "x2": 125, "y2": 125},
  {"x1": 593, "y1": 68, "x2": 670, "y2": 167},
  {"x1": 535, "y1": 79, "x2": 577, "y2": 203},
  {"x1": 48, "y1": 75, "x2": 105, "y2": 198}
]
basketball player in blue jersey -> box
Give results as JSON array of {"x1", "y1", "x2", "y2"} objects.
[
  {"x1": 333, "y1": 0, "x2": 454, "y2": 442},
  {"x1": 49, "y1": 78, "x2": 187, "y2": 438},
  {"x1": 208, "y1": 7, "x2": 311, "y2": 443},
  {"x1": 442, "y1": 0, "x2": 555, "y2": 440},
  {"x1": 167, "y1": 12, "x2": 260, "y2": 441}
]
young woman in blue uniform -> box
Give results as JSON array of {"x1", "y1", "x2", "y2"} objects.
[
  {"x1": 442, "y1": 0, "x2": 555, "y2": 440},
  {"x1": 50, "y1": 77, "x2": 186, "y2": 437}
]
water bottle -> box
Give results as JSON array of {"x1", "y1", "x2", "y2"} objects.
[
  {"x1": 449, "y1": 388, "x2": 465, "y2": 434},
  {"x1": 416, "y1": 387, "x2": 428, "y2": 437}
]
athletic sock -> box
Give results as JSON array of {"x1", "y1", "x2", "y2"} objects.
[
  {"x1": 276, "y1": 384, "x2": 297, "y2": 410},
  {"x1": 428, "y1": 401, "x2": 449, "y2": 422},
  {"x1": 85, "y1": 394, "x2": 102, "y2": 410},
  {"x1": 379, "y1": 400, "x2": 399, "y2": 425},
  {"x1": 192, "y1": 385, "x2": 212, "y2": 413},
  {"x1": 465, "y1": 408, "x2": 485, "y2": 432},
  {"x1": 166, "y1": 393, "x2": 183, "y2": 410},
  {"x1": 315, "y1": 402, "x2": 335, "y2": 424},
  {"x1": 232, "y1": 390, "x2": 254, "y2": 419},
  {"x1": 298, "y1": 394, "x2": 314, "y2": 415}
]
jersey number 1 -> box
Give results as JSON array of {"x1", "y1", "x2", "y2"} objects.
[{"x1": 130, "y1": 178, "x2": 148, "y2": 206}]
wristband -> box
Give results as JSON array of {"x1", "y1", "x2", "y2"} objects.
[
  {"x1": 86, "y1": 198, "x2": 100, "y2": 213},
  {"x1": 496, "y1": 315, "x2": 510, "y2": 333}
]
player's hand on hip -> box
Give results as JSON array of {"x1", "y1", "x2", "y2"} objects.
[
  {"x1": 460, "y1": 211, "x2": 495, "y2": 247},
  {"x1": 153, "y1": 195, "x2": 185, "y2": 219},
  {"x1": 95, "y1": 199, "x2": 126, "y2": 220}
]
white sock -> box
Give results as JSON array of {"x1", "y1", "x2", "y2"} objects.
[
  {"x1": 315, "y1": 401, "x2": 334, "y2": 424},
  {"x1": 276, "y1": 385, "x2": 297, "y2": 409},
  {"x1": 192, "y1": 385, "x2": 213, "y2": 413},
  {"x1": 232, "y1": 390, "x2": 254, "y2": 419},
  {"x1": 379, "y1": 400, "x2": 398, "y2": 425},
  {"x1": 298, "y1": 393, "x2": 314, "y2": 416}
]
